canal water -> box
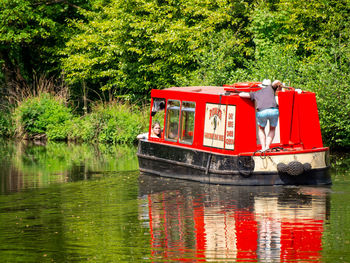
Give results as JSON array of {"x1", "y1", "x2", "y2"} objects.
[{"x1": 0, "y1": 140, "x2": 349, "y2": 262}]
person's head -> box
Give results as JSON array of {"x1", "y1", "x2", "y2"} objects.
[
  {"x1": 152, "y1": 121, "x2": 161, "y2": 137},
  {"x1": 272, "y1": 80, "x2": 283, "y2": 92}
]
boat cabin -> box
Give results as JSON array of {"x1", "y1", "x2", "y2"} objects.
[{"x1": 146, "y1": 83, "x2": 324, "y2": 155}]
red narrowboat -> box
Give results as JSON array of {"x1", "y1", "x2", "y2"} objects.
[{"x1": 137, "y1": 82, "x2": 331, "y2": 185}]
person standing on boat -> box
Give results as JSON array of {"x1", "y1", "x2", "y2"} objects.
[{"x1": 239, "y1": 79, "x2": 280, "y2": 151}]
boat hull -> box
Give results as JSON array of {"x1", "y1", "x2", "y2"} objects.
[{"x1": 137, "y1": 140, "x2": 331, "y2": 186}]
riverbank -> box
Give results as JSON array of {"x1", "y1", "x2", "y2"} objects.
[{"x1": 0, "y1": 93, "x2": 149, "y2": 144}]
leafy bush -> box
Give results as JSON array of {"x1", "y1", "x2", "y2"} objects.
[
  {"x1": 297, "y1": 56, "x2": 350, "y2": 149},
  {"x1": 11, "y1": 93, "x2": 149, "y2": 144},
  {"x1": 13, "y1": 93, "x2": 73, "y2": 139},
  {"x1": 92, "y1": 102, "x2": 148, "y2": 144},
  {"x1": 67, "y1": 116, "x2": 97, "y2": 142},
  {"x1": 66, "y1": 102, "x2": 149, "y2": 144},
  {"x1": 0, "y1": 111, "x2": 14, "y2": 137},
  {"x1": 46, "y1": 123, "x2": 70, "y2": 141},
  {"x1": 61, "y1": 0, "x2": 251, "y2": 100}
]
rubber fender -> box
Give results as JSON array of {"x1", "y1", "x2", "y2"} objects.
[
  {"x1": 237, "y1": 156, "x2": 255, "y2": 177},
  {"x1": 287, "y1": 161, "x2": 304, "y2": 176},
  {"x1": 277, "y1": 163, "x2": 288, "y2": 173},
  {"x1": 303, "y1": 162, "x2": 312, "y2": 172}
]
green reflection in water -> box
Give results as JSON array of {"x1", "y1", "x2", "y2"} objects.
[
  {"x1": 0, "y1": 171, "x2": 151, "y2": 262},
  {"x1": 322, "y1": 152, "x2": 350, "y2": 263},
  {"x1": 0, "y1": 139, "x2": 139, "y2": 193},
  {"x1": 0, "y1": 140, "x2": 151, "y2": 262}
]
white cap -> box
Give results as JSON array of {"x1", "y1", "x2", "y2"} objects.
[{"x1": 258, "y1": 79, "x2": 272, "y2": 88}]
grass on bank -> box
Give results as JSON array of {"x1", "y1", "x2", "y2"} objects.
[{"x1": 5, "y1": 93, "x2": 149, "y2": 144}]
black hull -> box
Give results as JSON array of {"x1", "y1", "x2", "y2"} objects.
[{"x1": 137, "y1": 140, "x2": 331, "y2": 186}]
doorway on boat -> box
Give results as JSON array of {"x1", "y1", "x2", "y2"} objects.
[
  {"x1": 150, "y1": 98, "x2": 166, "y2": 139},
  {"x1": 255, "y1": 112, "x2": 281, "y2": 148},
  {"x1": 164, "y1": 100, "x2": 196, "y2": 144},
  {"x1": 165, "y1": 100, "x2": 180, "y2": 141},
  {"x1": 179, "y1": 101, "x2": 195, "y2": 144}
]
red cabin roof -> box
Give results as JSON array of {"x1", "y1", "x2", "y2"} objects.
[
  {"x1": 159, "y1": 82, "x2": 263, "y2": 95},
  {"x1": 160, "y1": 86, "x2": 228, "y2": 95}
]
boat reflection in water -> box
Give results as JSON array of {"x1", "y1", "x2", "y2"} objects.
[{"x1": 138, "y1": 174, "x2": 330, "y2": 262}]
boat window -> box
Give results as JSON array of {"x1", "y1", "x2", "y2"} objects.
[
  {"x1": 165, "y1": 100, "x2": 180, "y2": 141},
  {"x1": 180, "y1": 101, "x2": 195, "y2": 144},
  {"x1": 151, "y1": 98, "x2": 166, "y2": 116},
  {"x1": 150, "y1": 98, "x2": 165, "y2": 139}
]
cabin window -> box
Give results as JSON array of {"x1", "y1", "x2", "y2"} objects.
[
  {"x1": 150, "y1": 98, "x2": 165, "y2": 139},
  {"x1": 180, "y1": 101, "x2": 195, "y2": 144},
  {"x1": 165, "y1": 100, "x2": 180, "y2": 141},
  {"x1": 151, "y1": 98, "x2": 166, "y2": 117}
]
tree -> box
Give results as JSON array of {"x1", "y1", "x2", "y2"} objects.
[
  {"x1": 61, "y1": 0, "x2": 253, "y2": 99},
  {"x1": 249, "y1": 0, "x2": 350, "y2": 62},
  {"x1": 0, "y1": 0, "x2": 90, "y2": 89}
]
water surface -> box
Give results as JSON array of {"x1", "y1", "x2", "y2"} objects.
[{"x1": 0, "y1": 140, "x2": 349, "y2": 262}]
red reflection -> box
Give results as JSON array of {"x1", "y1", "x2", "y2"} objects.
[
  {"x1": 234, "y1": 211, "x2": 257, "y2": 262},
  {"x1": 144, "y1": 186, "x2": 327, "y2": 262},
  {"x1": 193, "y1": 202, "x2": 205, "y2": 261},
  {"x1": 280, "y1": 220, "x2": 323, "y2": 262}
]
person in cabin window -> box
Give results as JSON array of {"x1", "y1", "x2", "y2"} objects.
[
  {"x1": 137, "y1": 121, "x2": 162, "y2": 139},
  {"x1": 151, "y1": 122, "x2": 162, "y2": 138},
  {"x1": 239, "y1": 79, "x2": 280, "y2": 151},
  {"x1": 168, "y1": 122, "x2": 179, "y2": 139}
]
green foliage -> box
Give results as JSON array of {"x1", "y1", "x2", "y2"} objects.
[
  {"x1": 0, "y1": 0, "x2": 91, "y2": 90},
  {"x1": 12, "y1": 94, "x2": 149, "y2": 144},
  {"x1": 46, "y1": 123, "x2": 70, "y2": 141},
  {"x1": 67, "y1": 116, "x2": 97, "y2": 142},
  {"x1": 249, "y1": 0, "x2": 350, "y2": 61},
  {"x1": 67, "y1": 102, "x2": 149, "y2": 144},
  {"x1": 13, "y1": 94, "x2": 73, "y2": 138},
  {"x1": 177, "y1": 28, "x2": 252, "y2": 86},
  {"x1": 0, "y1": 0, "x2": 54, "y2": 44},
  {"x1": 61, "y1": 0, "x2": 252, "y2": 98},
  {"x1": 229, "y1": 44, "x2": 300, "y2": 85},
  {"x1": 296, "y1": 55, "x2": 350, "y2": 149},
  {"x1": 0, "y1": 111, "x2": 14, "y2": 137}
]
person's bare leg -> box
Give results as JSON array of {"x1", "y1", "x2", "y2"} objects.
[
  {"x1": 266, "y1": 126, "x2": 276, "y2": 150},
  {"x1": 258, "y1": 126, "x2": 266, "y2": 151}
]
